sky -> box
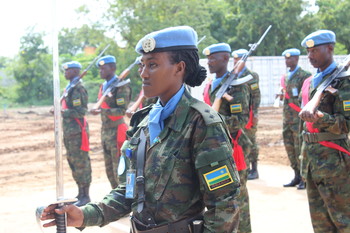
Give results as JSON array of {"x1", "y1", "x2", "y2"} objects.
[{"x1": 0, "y1": 0, "x2": 108, "y2": 58}]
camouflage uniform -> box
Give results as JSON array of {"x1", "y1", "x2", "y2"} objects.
[
  {"x1": 282, "y1": 68, "x2": 310, "y2": 172},
  {"x1": 301, "y1": 71, "x2": 350, "y2": 233},
  {"x1": 81, "y1": 90, "x2": 241, "y2": 232},
  {"x1": 62, "y1": 82, "x2": 92, "y2": 186},
  {"x1": 142, "y1": 96, "x2": 157, "y2": 107},
  {"x1": 99, "y1": 81, "x2": 131, "y2": 189},
  {"x1": 206, "y1": 72, "x2": 252, "y2": 233}
]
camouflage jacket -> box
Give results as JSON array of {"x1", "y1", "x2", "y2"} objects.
[
  {"x1": 81, "y1": 90, "x2": 240, "y2": 232},
  {"x1": 282, "y1": 67, "x2": 311, "y2": 124},
  {"x1": 99, "y1": 81, "x2": 131, "y2": 128},
  {"x1": 62, "y1": 82, "x2": 89, "y2": 137},
  {"x1": 240, "y1": 68, "x2": 261, "y2": 117},
  {"x1": 302, "y1": 70, "x2": 350, "y2": 179}
]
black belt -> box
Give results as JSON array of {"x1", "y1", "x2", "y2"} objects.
[{"x1": 302, "y1": 131, "x2": 347, "y2": 143}]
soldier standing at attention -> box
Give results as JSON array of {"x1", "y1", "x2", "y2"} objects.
[
  {"x1": 61, "y1": 61, "x2": 92, "y2": 206},
  {"x1": 280, "y1": 48, "x2": 311, "y2": 190},
  {"x1": 203, "y1": 43, "x2": 252, "y2": 233},
  {"x1": 90, "y1": 55, "x2": 131, "y2": 189},
  {"x1": 299, "y1": 30, "x2": 350, "y2": 233},
  {"x1": 41, "y1": 25, "x2": 240, "y2": 233},
  {"x1": 232, "y1": 49, "x2": 261, "y2": 180}
]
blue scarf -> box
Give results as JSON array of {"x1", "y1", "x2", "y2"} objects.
[
  {"x1": 287, "y1": 66, "x2": 300, "y2": 80},
  {"x1": 66, "y1": 76, "x2": 80, "y2": 91},
  {"x1": 237, "y1": 66, "x2": 247, "y2": 79},
  {"x1": 212, "y1": 71, "x2": 229, "y2": 91},
  {"x1": 148, "y1": 85, "x2": 185, "y2": 145},
  {"x1": 312, "y1": 61, "x2": 337, "y2": 88},
  {"x1": 102, "y1": 75, "x2": 117, "y2": 92}
]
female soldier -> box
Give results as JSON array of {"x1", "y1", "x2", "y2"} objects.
[{"x1": 41, "y1": 26, "x2": 240, "y2": 233}]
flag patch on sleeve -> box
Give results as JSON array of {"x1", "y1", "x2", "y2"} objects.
[
  {"x1": 230, "y1": 104, "x2": 242, "y2": 113},
  {"x1": 117, "y1": 98, "x2": 125, "y2": 105},
  {"x1": 343, "y1": 100, "x2": 350, "y2": 111},
  {"x1": 250, "y1": 83, "x2": 259, "y2": 90},
  {"x1": 72, "y1": 99, "x2": 81, "y2": 106},
  {"x1": 203, "y1": 165, "x2": 234, "y2": 191}
]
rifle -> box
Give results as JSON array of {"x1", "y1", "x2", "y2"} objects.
[
  {"x1": 60, "y1": 44, "x2": 110, "y2": 102},
  {"x1": 126, "y1": 36, "x2": 207, "y2": 117},
  {"x1": 299, "y1": 54, "x2": 350, "y2": 121},
  {"x1": 90, "y1": 56, "x2": 140, "y2": 112},
  {"x1": 211, "y1": 25, "x2": 272, "y2": 111}
]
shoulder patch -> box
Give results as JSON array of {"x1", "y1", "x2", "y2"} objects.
[
  {"x1": 191, "y1": 101, "x2": 222, "y2": 125},
  {"x1": 250, "y1": 83, "x2": 259, "y2": 90},
  {"x1": 130, "y1": 105, "x2": 153, "y2": 127},
  {"x1": 343, "y1": 100, "x2": 350, "y2": 111},
  {"x1": 230, "y1": 104, "x2": 242, "y2": 113},
  {"x1": 72, "y1": 99, "x2": 81, "y2": 106},
  {"x1": 203, "y1": 165, "x2": 234, "y2": 191},
  {"x1": 117, "y1": 98, "x2": 125, "y2": 105}
]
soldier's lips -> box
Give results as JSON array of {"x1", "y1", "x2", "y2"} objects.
[{"x1": 142, "y1": 82, "x2": 151, "y2": 87}]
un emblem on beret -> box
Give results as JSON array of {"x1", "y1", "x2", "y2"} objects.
[
  {"x1": 63, "y1": 65, "x2": 68, "y2": 70},
  {"x1": 285, "y1": 53, "x2": 291, "y2": 58},
  {"x1": 233, "y1": 53, "x2": 238, "y2": 58},
  {"x1": 306, "y1": 39, "x2": 315, "y2": 48},
  {"x1": 142, "y1": 38, "x2": 156, "y2": 53},
  {"x1": 204, "y1": 48, "x2": 211, "y2": 56},
  {"x1": 99, "y1": 60, "x2": 105, "y2": 66}
]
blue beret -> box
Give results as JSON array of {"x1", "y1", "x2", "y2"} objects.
[
  {"x1": 232, "y1": 49, "x2": 248, "y2": 58},
  {"x1": 203, "y1": 43, "x2": 231, "y2": 56},
  {"x1": 96, "y1": 55, "x2": 116, "y2": 67},
  {"x1": 135, "y1": 26, "x2": 198, "y2": 54},
  {"x1": 282, "y1": 48, "x2": 300, "y2": 57},
  {"x1": 301, "y1": 30, "x2": 336, "y2": 48},
  {"x1": 62, "y1": 61, "x2": 82, "y2": 70}
]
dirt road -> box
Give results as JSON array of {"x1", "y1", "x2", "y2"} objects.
[{"x1": 0, "y1": 106, "x2": 313, "y2": 233}]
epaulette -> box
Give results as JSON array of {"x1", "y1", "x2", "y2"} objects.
[
  {"x1": 129, "y1": 104, "x2": 153, "y2": 127},
  {"x1": 191, "y1": 101, "x2": 222, "y2": 125}
]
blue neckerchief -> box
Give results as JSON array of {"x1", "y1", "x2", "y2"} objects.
[
  {"x1": 148, "y1": 85, "x2": 185, "y2": 145},
  {"x1": 102, "y1": 75, "x2": 117, "y2": 92},
  {"x1": 66, "y1": 76, "x2": 80, "y2": 91},
  {"x1": 237, "y1": 66, "x2": 247, "y2": 78},
  {"x1": 287, "y1": 66, "x2": 300, "y2": 80},
  {"x1": 212, "y1": 71, "x2": 229, "y2": 91},
  {"x1": 312, "y1": 61, "x2": 337, "y2": 88}
]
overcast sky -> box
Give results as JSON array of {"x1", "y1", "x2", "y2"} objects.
[{"x1": 0, "y1": 0, "x2": 108, "y2": 58}]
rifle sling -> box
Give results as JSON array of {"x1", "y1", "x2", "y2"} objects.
[{"x1": 136, "y1": 129, "x2": 147, "y2": 213}]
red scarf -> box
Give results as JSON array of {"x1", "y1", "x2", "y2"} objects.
[
  {"x1": 280, "y1": 74, "x2": 301, "y2": 112},
  {"x1": 203, "y1": 80, "x2": 212, "y2": 105},
  {"x1": 231, "y1": 129, "x2": 247, "y2": 171}
]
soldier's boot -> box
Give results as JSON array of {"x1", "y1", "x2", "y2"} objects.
[
  {"x1": 247, "y1": 162, "x2": 259, "y2": 180},
  {"x1": 74, "y1": 184, "x2": 91, "y2": 207},
  {"x1": 283, "y1": 170, "x2": 301, "y2": 187},
  {"x1": 297, "y1": 180, "x2": 306, "y2": 190}
]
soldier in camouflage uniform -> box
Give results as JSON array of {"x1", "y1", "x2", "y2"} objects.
[
  {"x1": 61, "y1": 61, "x2": 92, "y2": 206},
  {"x1": 299, "y1": 30, "x2": 350, "y2": 233},
  {"x1": 90, "y1": 55, "x2": 131, "y2": 189},
  {"x1": 280, "y1": 48, "x2": 311, "y2": 190},
  {"x1": 41, "y1": 26, "x2": 240, "y2": 233},
  {"x1": 232, "y1": 49, "x2": 261, "y2": 180},
  {"x1": 203, "y1": 43, "x2": 252, "y2": 233}
]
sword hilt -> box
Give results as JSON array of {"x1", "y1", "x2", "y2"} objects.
[{"x1": 55, "y1": 203, "x2": 66, "y2": 233}]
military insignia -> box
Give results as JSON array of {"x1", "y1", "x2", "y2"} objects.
[
  {"x1": 99, "y1": 60, "x2": 105, "y2": 66},
  {"x1": 230, "y1": 104, "x2": 242, "y2": 113},
  {"x1": 306, "y1": 39, "x2": 315, "y2": 48},
  {"x1": 285, "y1": 52, "x2": 291, "y2": 58},
  {"x1": 117, "y1": 98, "x2": 125, "y2": 105},
  {"x1": 72, "y1": 99, "x2": 81, "y2": 106},
  {"x1": 250, "y1": 83, "x2": 259, "y2": 90},
  {"x1": 142, "y1": 38, "x2": 156, "y2": 53},
  {"x1": 203, "y1": 165, "x2": 234, "y2": 191},
  {"x1": 343, "y1": 100, "x2": 350, "y2": 111},
  {"x1": 233, "y1": 53, "x2": 239, "y2": 58},
  {"x1": 204, "y1": 48, "x2": 211, "y2": 56},
  {"x1": 63, "y1": 65, "x2": 68, "y2": 70}
]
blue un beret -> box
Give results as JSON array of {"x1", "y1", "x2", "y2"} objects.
[
  {"x1": 282, "y1": 48, "x2": 300, "y2": 57},
  {"x1": 96, "y1": 55, "x2": 116, "y2": 67},
  {"x1": 232, "y1": 49, "x2": 248, "y2": 58},
  {"x1": 301, "y1": 30, "x2": 336, "y2": 48},
  {"x1": 135, "y1": 26, "x2": 198, "y2": 54},
  {"x1": 203, "y1": 43, "x2": 231, "y2": 56},
  {"x1": 62, "y1": 61, "x2": 82, "y2": 70}
]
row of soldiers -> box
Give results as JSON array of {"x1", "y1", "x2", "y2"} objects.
[{"x1": 45, "y1": 27, "x2": 350, "y2": 233}]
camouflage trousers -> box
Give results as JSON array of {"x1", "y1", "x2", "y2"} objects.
[
  {"x1": 244, "y1": 126, "x2": 259, "y2": 163},
  {"x1": 101, "y1": 127, "x2": 122, "y2": 189},
  {"x1": 282, "y1": 122, "x2": 300, "y2": 171},
  {"x1": 237, "y1": 169, "x2": 251, "y2": 233},
  {"x1": 306, "y1": 168, "x2": 350, "y2": 233},
  {"x1": 63, "y1": 135, "x2": 92, "y2": 185}
]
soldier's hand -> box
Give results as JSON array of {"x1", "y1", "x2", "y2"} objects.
[
  {"x1": 49, "y1": 107, "x2": 54, "y2": 114},
  {"x1": 299, "y1": 109, "x2": 324, "y2": 122},
  {"x1": 90, "y1": 108, "x2": 101, "y2": 115},
  {"x1": 40, "y1": 204, "x2": 84, "y2": 228},
  {"x1": 126, "y1": 109, "x2": 135, "y2": 118}
]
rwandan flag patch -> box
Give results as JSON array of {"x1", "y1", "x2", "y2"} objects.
[
  {"x1": 230, "y1": 104, "x2": 242, "y2": 113},
  {"x1": 72, "y1": 99, "x2": 81, "y2": 106},
  {"x1": 250, "y1": 83, "x2": 259, "y2": 90},
  {"x1": 343, "y1": 100, "x2": 350, "y2": 111},
  {"x1": 203, "y1": 165, "x2": 234, "y2": 191},
  {"x1": 116, "y1": 98, "x2": 125, "y2": 105}
]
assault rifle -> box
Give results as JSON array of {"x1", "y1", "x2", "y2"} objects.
[
  {"x1": 211, "y1": 25, "x2": 272, "y2": 111},
  {"x1": 60, "y1": 44, "x2": 110, "y2": 102},
  {"x1": 299, "y1": 54, "x2": 350, "y2": 121}
]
